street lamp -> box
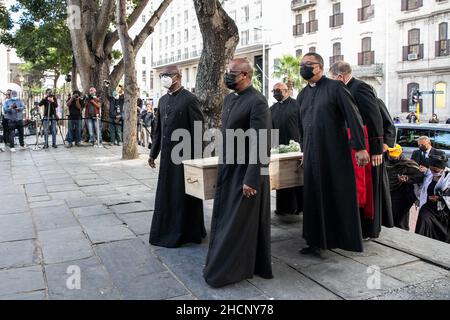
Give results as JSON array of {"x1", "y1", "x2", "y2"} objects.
[{"x1": 254, "y1": 26, "x2": 271, "y2": 98}]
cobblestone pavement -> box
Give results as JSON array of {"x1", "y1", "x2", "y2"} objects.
[{"x1": 0, "y1": 140, "x2": 449, "y2": 300}]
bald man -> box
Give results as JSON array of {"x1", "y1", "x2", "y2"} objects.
[
  {"x1": 270, "y1": 83, "x2": 303, "y2": 216},
  {"x1": 148, "y1": 65, "x2": 206, "y2": 248},
  {"x1": 203, "y1": 58, "x2": 273, "y2": 288}
]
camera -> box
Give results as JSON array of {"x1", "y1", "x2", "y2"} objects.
[{"x1": 104, "y1": 80, "x2": 111, "y2": 87}]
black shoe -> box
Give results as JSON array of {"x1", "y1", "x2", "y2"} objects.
[
  {"x1": 43, "y1": 144, "x2": 49, "y2": 149},
  {"x1": 75, "y1": 142, "x2": 81, "y2": 146},
  {"x1": 299, "y1": 246, "x2": 319, "y2": 255},
  {"x1": 52, "y1": 145, "x2": 57, "y2": 148},
  {"x1": 65, "y1": 143, "x2": 73, "y2": 148}
]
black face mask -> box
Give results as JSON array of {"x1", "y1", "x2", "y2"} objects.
[
  {"x1": 273, "y1": 90, "x2": 284, "y2": 102},
  {"x1": 419, "y1": 145, "x2": 428, "y2": 152},
  {"x1": 224, "y1": 73, "x2": 239, "y2": 90},
  {"x1": 300, "y1": 66, "x2": 315, "y2": 81}
]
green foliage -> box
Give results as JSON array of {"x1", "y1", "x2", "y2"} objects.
[
  {"x1": 271, "y1": 140, "x2": 301, "y2": 154},
  {"x1": 252, "y1": 68, "x2": 262, "y2": 92},
  {"x1": 1, "y1": 0, "x2": 71, "y2": 82},
  {"x1": 272, "y1": 54, "x2": 306, "y2": 91}
]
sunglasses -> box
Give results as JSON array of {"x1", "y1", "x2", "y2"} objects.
[
  {"x1": 159, "y1": 73, "x2": 178, "y2": 78},
  {"x1": 300, "y1": 62, "x2": 321, "y2": 68}
]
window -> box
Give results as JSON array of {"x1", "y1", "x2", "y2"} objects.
[
  {"x1": 171, "y1": 17, "x2": 174, "y2": 29},
  {"x1": 165, "y1": 36, "x2": 168, "y2": 48},
  {"x1": 436, "y1": 23, "x2": 449, "y2": 57},
  {"x1": 330, "y1": 3, "x2": 344, "y2": 28},
  {"x1": 170, "y1": 34, "x2": 174, "y2": 46},
  {"x1": 177, "y1": 31, "x2": 181, "y2": 45},
  {"x1": 403, "y1": 28, "x2": 423, "y2": 60},
  {"x1": 358, "y1": 0, "x2": 374, "y2": 21},
  {"x1": 255, "y1": 0, "x2": 262, "y2": 19},
  {"x1": 435, "y1": 82, "x2": 447, "y2": 109},
  {"x1": 177, "y1": 14, "x2": 181, "y2": 27},
  {"x1": 433, "y1": 130, "x2": 450, "y2": 150},
  {"x1": 296, "y1": 49, "x2": 303, "y2": 58},
  {"x1": 242, "y1": 6, "x2": 249, "y2": 22},
  {"x1": 184, "y1": 29, "x2": 189, "y2": 42},
  {"x1": 309, "y1": 46, "x2": 316, "y2": 53},
  {"x1": 164, "y1": 20, "x2": 168, "y2": 33},
  {"x1": 254, "y1": 28, "x2": 262, "y2": 42},
  {"x1": 396, "y1": 128, "x2": 431, "y2": 147},
  {"x1": 142, "y1": 56, "x2": 146, "y2": 65},
  {"x1": 293, "y1": 14, "x2": 304, "y2": 37},
  {"x1": 184, "y1": 10, "x2": 189, "y2": 23},
  {"x1": 142, "y1": 71, "x2": 147, "y2": 83},
  {"x1": 330, "y1": 42, "x2": 343, "y2": 65},
  {"x1": 358, "y1": 37, "x2": 374, "y2": 65},
  {"x1": 401, "y1": 82, "x2": 422, "y2": 112},
  {"x1": 306, "y1": 10, "x2": 318, "y2": 33},
  {"x1": 401, "y1": 0, "x2": 423, "y2": 11},
  {"x1": 241, "y1": 30, "x2": 249, "y2": 46},
  {"x1": 150, "y1": 71, "x2": 154, "y2": 90},
  {"x1": 192, "y1": 25, "x2": 197, "y2": 41},
  {"x1": 142, "y1": 15, "x2": 146, "y2": 23}
]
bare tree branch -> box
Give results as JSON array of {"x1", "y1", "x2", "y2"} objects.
[
  {"x1": 105, "y1": 0, "x2": 150, "y2": 55},
  {"x1": 93, "y1": 0, "x2": 115, "y2": 57}
]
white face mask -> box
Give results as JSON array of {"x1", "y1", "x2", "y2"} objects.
[{"x1": 161, "y1": 76, "x2": 174, "y2": 89}]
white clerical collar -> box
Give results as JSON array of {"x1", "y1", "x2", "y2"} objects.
[
  {"x1": 168, "y1": 87, "x2": 183, "y2": 96},
  {"x1": 309, "y1": 82, "x2": 317, "y2": 88},
  {"x1": 345, "y1": 77, "x2": 353, "y2": 86}
]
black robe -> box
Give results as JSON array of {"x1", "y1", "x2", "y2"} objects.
[
  {"x1": 270, "y1": 97, "x2": 303, "y2": 215},
  {"x1": 203, "y1": 85, "x2": 273, "y2": 288},
  {"x1": 415, "y1": 178, "x2": 450, "y2": 243},
  {"x1": 149, "y1": 88, "x2": 206, "y2": 248},
  {"x1": 347, "y1": 78, "x2": 394, "y2": 238},
  {"x1": 386, "y1": 156, "x2": 424, "y2": 230},
  {"x1": 297, "y1": 77, "x2": 366, "y2": 252}
]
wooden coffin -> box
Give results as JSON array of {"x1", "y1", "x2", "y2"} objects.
[{"x1": 183, "y1": 152, "x2": 303, "y2": 200}]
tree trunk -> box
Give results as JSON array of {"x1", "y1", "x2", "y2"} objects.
[
  {"x1": 71, "y1": 55, "x2": 79, "y2": 92},
  {"x1": 194, "y1": 0, "x2": 239, "y2": 129},
  {"x1": 53, "y1": 71, "x2": 60, "y2": 90},
  {"x1": 117, "y1": 0, "x2": 138, "y2": 160}
]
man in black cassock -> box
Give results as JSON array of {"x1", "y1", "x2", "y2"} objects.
[
  {"x1": 203, "y1": 58, "x2": 273, "y2": 288},
  {"x1": 330, "y1": 61, "x2": 394, "y2": 239},
  {"x1": 297, "y1": 53, "x2": 370, "y2": 254},
  {"x1": 270, "y1": 82, "x2": 303, "y2": 216},
  {"x1": 148, "y1": 65, "x2": 206, "y2": 248}
]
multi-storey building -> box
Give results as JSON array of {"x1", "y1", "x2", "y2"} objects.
[{"x1": 291, "y1": 0, "x2": 450, "y2": 119}]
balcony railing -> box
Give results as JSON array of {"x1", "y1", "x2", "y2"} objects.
[
  {"x1": 305, "y1": 20, "x2": 318, "y2": 33},
  {"x1": 358, "y1": 51, "x2": 375, "y2": 65},
  {"x1": 352, "y1": 63, "x2": 384, "y2": 78},
  {"x1": 436, "y1": 39, "x2": 450, "y2": 57},
  {"x1": 358, "y1": 5, "x2": 375, "y2": 21},
  {"x1": 329, "y1": 55, "x2": 344, "y2": 66},
  {"x1": 329, "y1": 13, "x2": 344, "y2": 28},
  {"x1": 291, "y1": 0, "x2": 316, "y2": 11},
  {"x1": 293, "y1": 23, "x2": 305, "y2": 37}
]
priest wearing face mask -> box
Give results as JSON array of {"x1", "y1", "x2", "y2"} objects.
[
  {"x1": 148, "y1": 65, "x2": 206, "y2": 248},
  {"x1": 270, "y1": 82, "x2": 303, "y2": 216},
  {"x1": 296, "y1": 53, "x2": 370, "y2": 254},
  {"x1": 415, "y1": 155, "x2": 450, "y2": 243},
  {"x1": 203, "y1": 58, "x2": 273, "y2": 288}
]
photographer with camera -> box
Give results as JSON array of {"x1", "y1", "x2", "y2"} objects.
[
  {"x1": 66, "y1": 90, "x2": 83, "y2": 148},
  {"x1": 39, "y1": 89, "x2": 59, "y2": 149},
  {"x1": 83, "y1": 87, "x2": 102, "y2": 145},
  {"x1": 2, "y1": 91, "x2": 26, "y2": 152},
  {"x1": 108, "y1": 90, "x2": 123, "y2": 146},
  {"x1": 2, "y1": 89, "x2": 12, "y2": 149}
]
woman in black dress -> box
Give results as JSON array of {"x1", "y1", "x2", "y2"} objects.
[{"x1": 415, "y1": 155, "x2": 450, "y2": 243}]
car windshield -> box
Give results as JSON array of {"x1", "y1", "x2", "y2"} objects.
[
  {"x1": 434, "y1": 130, "x2": 450, "y2": 149},
  {"x1": 396, "y1": 128, "x2": 432, "y2": 148}
]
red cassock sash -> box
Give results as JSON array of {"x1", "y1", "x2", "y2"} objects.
[{"x1": 348, "y1": 126, "x2": 374, "y2": 220}]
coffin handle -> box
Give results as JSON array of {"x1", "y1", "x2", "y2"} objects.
[
  {"x1": 187, "y1": 178, "x2": 199, "y2": 184},
  {"x1": 295, "y1": 158, "x2": 304, "y2": 173}
]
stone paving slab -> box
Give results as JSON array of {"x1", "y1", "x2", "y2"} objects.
[
  {"x1": 0, "y1": 213, "x2": 36, "y2": 243},
  {"x1": 0, "y1": 266, "x2": 45, "y2": 297},
  {"x1": 376, "y1": 227, "x2": 450, "y2": 269},
  {"x1": 109, "y1": 201, "x2": 152, "y2": 214},
  {"x1": 82, "y1": 224, "x2": 136, "y2": 244},
  {"x1": 0, "y1": 290, "x2": 46, "y2": 300},
  {"x1": 371, "y1": 276, "x2": 450, "y2": 300},
  {"x1": 0, "y1": 194, "x2": 29, "y2": 215},
  {"x1": 38, "y1": 227, "x2": 93, "y2": 264},
  {"x1": 78, "y1": 214, "x2": 125, "y2": 228},
  {"x1": 65, "y1": 197, "x2": 100, "y2": 209},
  {"x1": 31, "y1": 205, "x2": 79, "y2": 232},
  {"x1": 29, "y1": 200, "x2": 66, "y2": 209},
  {"x1": 332, "y1": 241, "x2": 420, "y2": 270},
  {"x1": 382, "y1": 261, "x2": 450, "y2": 285},
  {"x1": 0, "y1": 240, "x2": 40, "y2": 269},
  {"x1": 72, "y1": 205, "x2": 113, "y2": 218},
  {"x1": 248, "y1": 260, "x2": 341, "y2": 300},
  {"x1": 45, "y1": 257, "x2": 121, "y2": 300},
  {"x1": 118, "y1": 211, "x2": 153, "y2": 236},
  {"x1": 47, "y1": 184, "x2": 80, "y2": 193}
]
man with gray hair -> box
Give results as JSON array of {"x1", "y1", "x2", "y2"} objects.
[
  {"x1": 412, "y1": 136, "x2": 446, "y2": 172},
  {"x1": 330, "y1": 60, "x2": 394, "y2": 239}
]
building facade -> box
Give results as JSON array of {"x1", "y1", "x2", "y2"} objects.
[{"x1": 290, "y1": 0, "x2": 450, "y2": 119}]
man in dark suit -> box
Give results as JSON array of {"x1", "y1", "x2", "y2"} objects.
[
  {"x1": 411, "y1": 136, "x2": 446, "y2": 172},
  {"x1": 330, "y1": 61, "x2": 394, "y2": 239}
]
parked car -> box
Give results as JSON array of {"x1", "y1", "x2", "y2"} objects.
[{"x1": 395, "y1": 123, "x2": 450, "y2": 164}]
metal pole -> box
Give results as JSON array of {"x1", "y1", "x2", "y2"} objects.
[{"x1": 432, "y1": 89, "x2": 435, "y2": 117}]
